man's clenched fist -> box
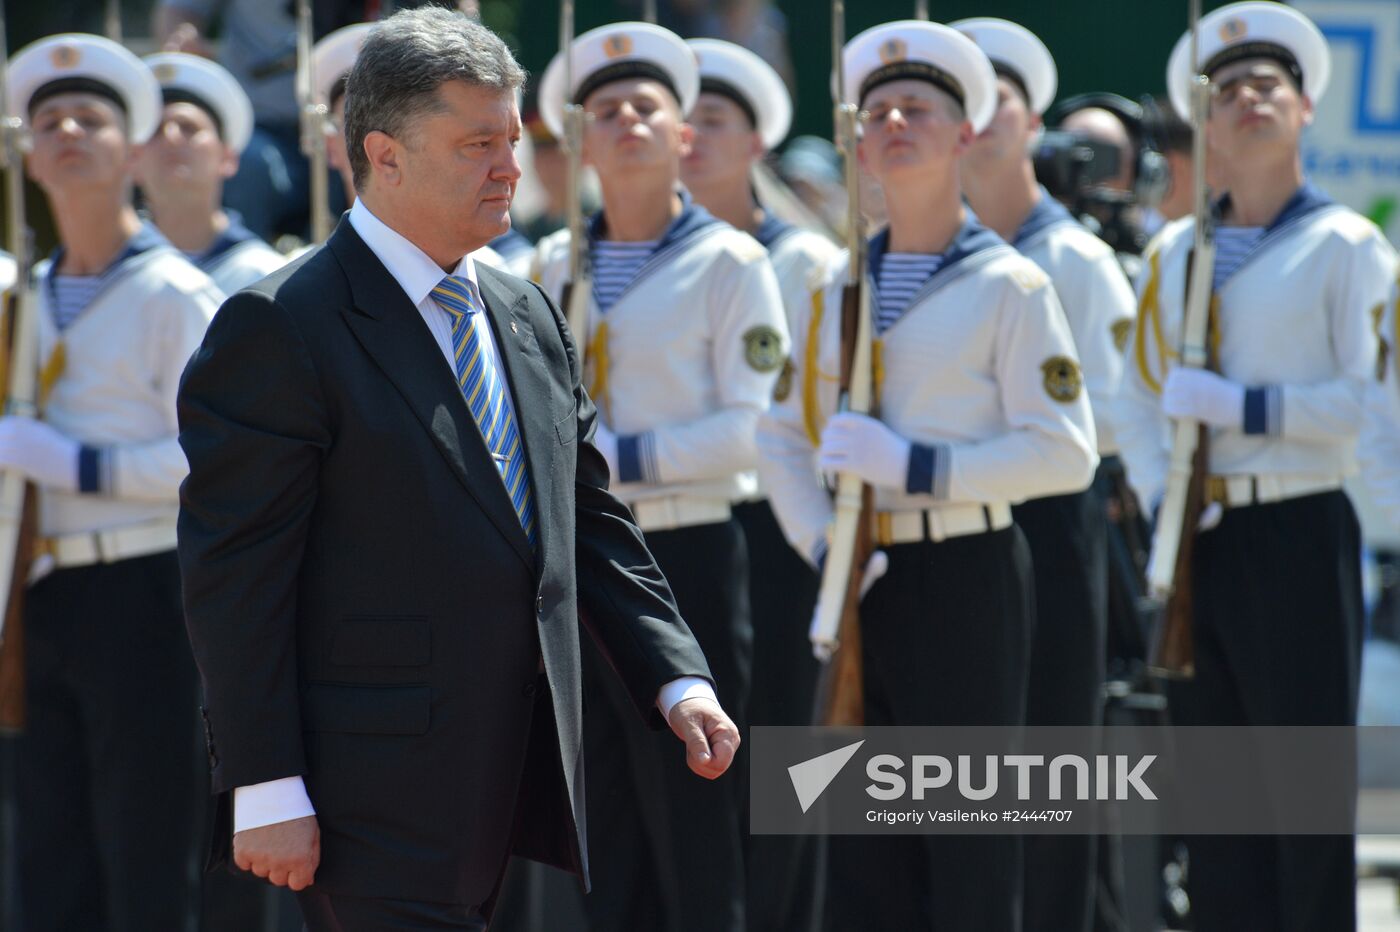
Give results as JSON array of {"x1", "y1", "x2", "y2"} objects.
[
  {"x1": 233, "y1": 815, "x2": 320, "y2": 891},
  {"x1": 667, "y1": 696, "x2": 741, "y2": 780}
]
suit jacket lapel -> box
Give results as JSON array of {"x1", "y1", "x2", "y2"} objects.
[
  {"x1": 475, "y1": 266, "x2": 555, "y2": 567},
  {"x1": 327, "y1": 221, "x2": 535, "y2": 573}
]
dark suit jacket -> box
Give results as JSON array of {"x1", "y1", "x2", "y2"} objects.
[{"x1": 177, "y1": 218, "x2": 712, "y2": 906}]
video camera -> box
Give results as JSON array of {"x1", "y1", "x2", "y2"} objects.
[{"x1": 1032, "y1": 131, "x2": 1124, "y2": 204}]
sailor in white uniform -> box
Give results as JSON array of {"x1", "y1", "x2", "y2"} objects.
[
  {"x1": 1116, "y1": 5, "x2": 1398, "y2": 928},
  {"x1": 1, "y1": 33, "x2": 223, "y2": 931},
  {"x1": 953, "y1": 19, "x2": 1138, "y2": 932},
  {"x1": 137, "y1": 52, "x2": 285, "y2": 294},
  {"x1": 676, "y1": 37, "x2": 838, "y2": 932},
  {"x1": 756, "y1": 21, "x2": 1097, "y2": 931},
  {"x1": 1361, "y1": 276, "x2": 1400, "y2": 529},
  {"x1": 534, "y1": 22, "x2": 787, "y2": 931}
]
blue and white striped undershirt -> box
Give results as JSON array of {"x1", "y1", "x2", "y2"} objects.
[
  {"x1": 50, "y1": 276, "x2": 108, "y2": 331},
  {"x1": 592, "y1": 239, "x2": 657, "y2": 313},
  {"x1": 1212, "y1": 225, "x2": 1281, "y2": 437},
  {"x1": 1211, "y1": 226, "x2": 1264, "y2": 294},
  {"x1": 877, "y1": 253, "x2": 945, "y2": 334}
]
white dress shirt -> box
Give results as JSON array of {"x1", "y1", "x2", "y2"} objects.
[{"x1": 233, "y1": 201, "x2": 715, "y2": 833}]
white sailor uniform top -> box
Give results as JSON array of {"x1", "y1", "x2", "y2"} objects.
[
  {"x1": 1116, "y1": 183, "x2": 1397, "y2": 511},
  {"x1": 36, "y1": 225, "x2": 222, "y2": 540},
  {"x1": 533, "y1": 197, "x2": 789, "y2": 521},
  {"x1": 757, "y1": 216, "x2": 1099, "y2": 564},
  {"x1": 1012, "y1": 189, "x2": 1136, "y2": 454}
]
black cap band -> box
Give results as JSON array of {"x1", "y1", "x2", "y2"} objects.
[
  {"x1": 161, "y1": 88, "x2": 224, "y2": 138},
  {"x1": 1203, "y1": 41, "x2": 1304, "y2": 91},
  {"x1": 573, "y1": 61, "x2": 681, "y2": 109},
  {"x1": 698, "y1": 77, "x2": 758, "y2": 130},
  {"x1": 990, "y1": 61, "x2": 1032, "y2": 109},
  {"x1": 859, "y1": 61, "x2": 965, "y2": 110},
  {"x1": 28, "y1": 77, "x2": 127, "y2": 119}
]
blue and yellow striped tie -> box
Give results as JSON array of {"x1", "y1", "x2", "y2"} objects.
[{"x1": 431, "y1": 275, "x2": 538, "y2": 549}]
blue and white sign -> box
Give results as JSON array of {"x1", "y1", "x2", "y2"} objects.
[{"x1": 1294, "y1": 0, "x2": 1400, "y2": 244}]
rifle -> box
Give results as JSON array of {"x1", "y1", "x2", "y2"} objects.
[
  {"x1": 1145, "y1": 0, "x2": 1215, "y2": 680},
  {"x1": 810, "y1": 0, "x2": 874, "y2": 728},
  {"x1": 558, "y1": 0, "x2": 592, "y2": 361},
  {"x1": 104, "y1": 0, "x2": 123, "y2": 43},
  {"x1": 0, "y1": 6, "x2": 41, "y2": 733},
  {"x1": 296, "y1": 0, "x2": 332, "y2": 244}
]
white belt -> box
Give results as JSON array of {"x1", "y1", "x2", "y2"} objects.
[
  {"x1": 1205, "y1": 475, "x2": 1343, "y2": 509},
  {"x1": 40, "y1": 520, "x2": 178, "y2": 570},
  {"x1": 873, "y1": 502, "x2": 1013, "y2": 547},
  {"x1": 628, "y1": 497, "x2": 732, "y2": 533}
]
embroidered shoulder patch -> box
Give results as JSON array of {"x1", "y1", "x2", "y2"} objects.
[
  {"x1": 773, "y1": 357, "x2": 795, "y2": 401},
  {"x1": 1041, "y1": 355, "x2": 1083, "y2": 403},
  {"x1": 1009, "y1": 264, "x2": 1049, "y2": 293},
  {"x1": 744, "y1": 325, "x2": 785, "y2": 373},
  {"x1": 1112, "y1": 318, "x2": 1133, "y2": 353}
]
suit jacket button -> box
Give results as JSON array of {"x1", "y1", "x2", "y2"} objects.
[
  {"x1": 523, "y1": 682, "x2": 537, "y2": 698},
  {"x1": 536, "y1": 595, "x2": 544, "y2": 615}
]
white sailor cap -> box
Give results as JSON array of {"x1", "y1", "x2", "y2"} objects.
[
  {"x1": 7, "y1": 33, "x2": 161, "y2": 143},
  {"x1": 842, "y1": 20, "x2": 997, "y2": 134},
  {"x1": 144, "y1": 53, "x2": 254, "y2": 153},
  {"x1": 538, "y1": 22, "x2": 699, "y2": 138},
  {"x1": 1167, "y1": 1, "x2": 1330, "y2": 120},
  {"x1": 950, "y1": 18, "x2": 1057, "y2": 117},
  {"x1": 687, "y1": 38, "x2": 791, "y2": 150},
  {"x1": 314, "y1": 22, "x2": 374, "y2": 109}
]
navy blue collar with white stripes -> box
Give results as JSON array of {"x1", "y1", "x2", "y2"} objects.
[
  {"x1": 868, "y1": 212, "x2": 1005, "y2": 287},
  {"x1": 1210, "y1": 181, "x2": 1336, "y2": 290},
  {"x1": 45, "y1": 221, "x2": 170, "y2": 329},
  {"x1": 586, "y1": 190, "x2": 723, "y2": 253},
  {"x1": 195, "y1": 211, "x2": 262, "y2": 270},
  {"x1": 753, "y1": 210, "x2": 795, "y2": 251},
  {"x1": 1012, "y1": 186, "x2": 1078, "y2": 251},
  {"x1": 585, "y1": 191, "x2": 727, "y2": 308}
]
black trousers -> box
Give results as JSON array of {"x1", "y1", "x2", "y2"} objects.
[
  {"x1": 298, "y1": 890, "x2": 488, "y2": 931},
  {"x1": 16, "y1": 551, "x2": 204, "y2": 932},
  {"x1": 1167, "y1": 491, "x2": 1362, "y2": 932},
  {"x1": 825, "y1": 526, "x2": 1034, "y2": 932},
  {"x1": 1013, "y1": 489, "x2": 1108, "y2": 932},
  {"x1": 733, "y1": 499, "x2": 821, "y2": 932},
  {"x1": 581, "y1": 518, "x2": 751, "y2": 932}
]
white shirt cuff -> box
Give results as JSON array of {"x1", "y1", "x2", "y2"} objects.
[
  {"x1": 233, "y1": 776, "x2": 317, "y2": 833},
  {"x1": 656, "y1": 676, "x2": 718, "y2": 719}
]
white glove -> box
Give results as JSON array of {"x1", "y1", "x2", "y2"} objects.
[
  {"x1": 0, "y1": 417, "x2": 80, "y2": 492},
  {"x1": 591, "y1": 421, "x2": 621, "y2": 480},
  {"x1": 1162, "y1": 368, "x2": 1245, "y2": 430},
  {"x1": 817, "y1": 412, "x2": 911, "y2": 491}
]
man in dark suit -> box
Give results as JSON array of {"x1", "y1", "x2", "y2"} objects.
[{"x1": 176, "y1": 8, "x2": 739, "y2": 929}]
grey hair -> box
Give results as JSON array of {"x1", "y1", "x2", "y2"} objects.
[{"x1": 344, "y1": 7, "x2": 525, "y2": 190}]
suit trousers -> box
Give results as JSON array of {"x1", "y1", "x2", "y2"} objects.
[
  {"x1": 1167, "y1": 491, "x2": 1362, "y2": 932},
  {"x1": 297, "y1": 890, "x2": 489, "y2": 931},
  {"x1": 581, "y1": 518, "x2": 751, "y2": 932},
  {"x1": 824, "y1": 526, "x2": 1034, "y2": 932},
  {"x1": 1013, "y1": 488, "x2": 1108, "y2": 932},
  {"x1": 734, "y1": 499, "x2": 821, "y2": 932},
  {"x1": 16, "y1": 551, "x2": 203, "y2": 932}
]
